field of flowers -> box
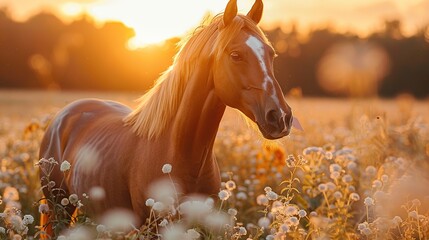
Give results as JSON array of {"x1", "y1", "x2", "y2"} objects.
[{"x1": 0, "y1": 90, "x2": 428, "y2": 239}]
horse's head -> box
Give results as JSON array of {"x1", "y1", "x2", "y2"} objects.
[{"x1": 213, "y1": 0, "x2": 293, "y2": 139}]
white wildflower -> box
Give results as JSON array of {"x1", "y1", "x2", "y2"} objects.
[
  {"x1": 349, "y1": 193, "x2": 360, "y2": 201},
  {"x1": 280, "y1": 223, "x2": 289, "y2": 233},
  {"x1": 342, "y1": 174, "x2": 353, "y2": 184},
  {"x1": 303, "y1": 147, "x2": 324, "y2": 155},
  {"x1": 205, "y1": 197, "x2": 215, "y2": 208},
  {"x1": 358, "y1": 222, "x2": 368, "y2": 231},
  {"x1": 22, "y1": 215, "x2": 34, "y2": 225},
  {"x1": 318, "y1": 183, "x2": 327, "y2": 192},
  {"x1": 238, "y1": 226, "x2": 247, "y2": 235},
  {"x1": 162, "y1": 164, "x2": 172, "y2": 174},
  {"x1": 0, "y1": 227, "x2": 5, "y2": 234},
  {"x1": 266, "y1": 191, "x2": 278, "y2": 201},
  {"x1": 298, "y1": 209, "x2": 307, "y2": 218},
  {"x1": 329, "y1": 163, "x2": 342, "y2": 173},
  {"x1": 326, "y1": 182, "x2": 336, "y2": 191},
  {"x1": 101, "y1": 209, "x2": 138, "y2": 232},
  {"x1": 392, "y1": 216, "x2": 402, "y2": 226},
  {"x1": 60, "y1": 160, "x2": 71, "y2": 172},
  {"x1": 185, "y1": 229, "x2": 200, "y2": 239},
  {"x1": 61, "y1": 198, "x2": 69, "y2": 206},
  {"x1": 412, "y1": 199, "x2": 421, "y2": 207},
  {"x1": 96, "y1": 224, "x2": 106, "y2": 233},
  {"x1": 12, "y1": 235, "x2": 22, "y2": 240},
  {"x1": 162, "y1": 225, "x2": 186, "y2": 240},
  {"x1": 365, "y1": 166, "x2": 377, "y2": 176},
  {"x1": 218, "y1": 190, "x2": 230, "y2": 201},
  {"x1": 288, "y1": 216, "x2": 299, "y2": 226},
  {"x1": 347, "y1": 161, "x2": 357, "y2": 170},
  {"x1": 76, "y1": 200, "x2": 84, "y2": 209},
  {"x1": 363, "y1": 197, "x2": 375, "y2": 206},
  {"x1": 266, "y1": 235, "x2": 275, "y2": 240},
  {"x1": 38, "y1": 203, "x2": 49, "y2": 214},
  {"x1": 236, "y1": 192, "x2": 247, "y2": 200},
  {"x1": 361, "y1": 227, "x2": 372, "y2": 236},
  {"x1": 330, "y1": 171, "x2": 341, "y2": 180},
  {"x1": 159, "y1": 219, "x2": 169, "y2": 227},
  {"x1": 179, "y1": 198, "x2": 212, "y2": 220},
  {"x1": 408, "y1": 210, "x2": 418, "y2": 219},
  {"x1": 325, "y1": 151, "x2": 333, "y2": 160},
  {"x1": 89, "y1": 186, "x2": 106, "y2": 201},
  {"x1": 145, "y1": 198, "x2": 155, "y2": 207},
  {"x1": 333, "y1": 191, "x2": 343, "y2": 200},
  {"x1": 69, "y1": 194, "x2": 79, "y2": 205},
  {"x1": 258, "y1": 217, "x2": 270, "y2": 228},
  {"x1": 372, "y1": 180, "x2": 382, "y2": 189},
  {"x1": 256, "y1": 194, "x2": 269, "y2": 206},
  {"x1": 152, "y1": 202, "x2": 166, "y2": 212},
  {"x1": 225, "y1": 180, "x2": 236, "y2": 191},
  {"x1": 10, "y1": 215, "x2": 24, "y2": 231},
  {"x1": 227, "y1": 208, "x2": 238, "y2": 216},
  {"x1": 47, "y1": 181, "x2": 56, "y2": 189},
  {"x1": 285, "y1": 205, "x2": 298, "y2": 216},
  {"x1": 204, "y1": 212, "x2": 231, "y2": 230},
  {"x1": 286, "y1": 155, "x2": 296, "y2": 167}
]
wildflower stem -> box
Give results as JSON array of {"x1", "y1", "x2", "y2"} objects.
[
  {"x1": 219, "y1": 200, "x2": 224, "y2": 212},
  {"x1": 396, "y1": 225, "x2": 404, "y2": 239},
  {"x1": 366, "y1": 205, "x2": 369, "y2": 222},
  {"x1": 322, "y1": 192, "x2": 330, "y2": 210},
  {"x1": 285, "y1": 164, "x2": 298, "y2": 199},
  {"x1": 167, "y1": 173, "x2": 180, "y2": 220},
  {"x1": 416, "y1": 207, "x2": 422, "y2": 240}
]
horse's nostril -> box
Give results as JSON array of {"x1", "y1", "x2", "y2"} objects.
[{"x1": 266, "y1": 109, "x2": 278, "y2": 125}]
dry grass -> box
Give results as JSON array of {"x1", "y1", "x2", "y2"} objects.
[{"x1": 0, "y1": 90, "x2": 428, "y2": 239}]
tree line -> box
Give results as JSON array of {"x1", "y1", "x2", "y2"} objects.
[{"x1": 0, "y1": 9, "x2": 428, "y2": 98}]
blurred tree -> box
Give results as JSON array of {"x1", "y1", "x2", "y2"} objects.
[{"x1": 0, "y1": 10, "x2": 428, "y2": 98}]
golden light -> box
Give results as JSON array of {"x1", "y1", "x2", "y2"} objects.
[
  {"x1": 67, "y1": 0, "x2": 231, "y2": 49},
  {"x1": 317, "y1": 41, "x2": 390, "y2": 97},
  {"x1": 60, "y1": 2, "x2": 85, "y2": 18}
]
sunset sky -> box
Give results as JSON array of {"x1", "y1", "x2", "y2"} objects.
[{"x1": 1, "y1": 0, "x2": 428, "y2": 48}]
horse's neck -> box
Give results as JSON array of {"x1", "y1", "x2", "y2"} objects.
[{"x1": 171, "y1": 60, "x2": 225, "y2": 164}]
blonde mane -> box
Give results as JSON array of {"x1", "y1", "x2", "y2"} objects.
[{"x1": 123, "y1": 14, "x2": 271, "y2": 139}]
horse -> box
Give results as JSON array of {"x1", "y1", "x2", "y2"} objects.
[{"x1": 39, "y1": 0, "x2": 293, "y2": 235}]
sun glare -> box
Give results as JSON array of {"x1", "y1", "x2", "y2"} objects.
[
  {"x1": 60, "y1": 2, "x2": 85, "y2": 18},
  {"x1": 67, "y1": 0, "x2": 230, "y2": 49}
]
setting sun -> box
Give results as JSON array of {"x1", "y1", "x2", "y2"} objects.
[
  {"x1": 1, "y1": 0, "x2": 426, "y2": 48},
  {"x1": 62, "y1": 0, "x2": 233, "y2": 48}
]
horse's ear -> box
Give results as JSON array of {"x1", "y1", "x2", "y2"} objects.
[
  {"x1": 247, "y1": 0, "x2": 264, "y2": 24},
  {"x1": 223, "y1": 0, "x2": 238, "y2": 27}
]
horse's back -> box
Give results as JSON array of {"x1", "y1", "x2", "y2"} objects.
[
  {"x1": 39, "y1": 98, "x2": 135, "y2": 214},
  {"x1": 39, "y1": 98, "x2": 130, "y2": 161}
]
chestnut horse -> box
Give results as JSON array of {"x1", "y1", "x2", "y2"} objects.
[{"x1": 39, "y1": 0, "x2": 293, "y2": 234}]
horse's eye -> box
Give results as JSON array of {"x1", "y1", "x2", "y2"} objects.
[{"x1": 230, "y1": 51, "x2": 242, "y2": 61}]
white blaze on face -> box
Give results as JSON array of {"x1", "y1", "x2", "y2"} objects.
[
  {"x1": 245, "y1": 35, "x2": 287, "y2": 125},
  {"x1": 245, "y1": 35, "x2": 272, "y2": 90}
]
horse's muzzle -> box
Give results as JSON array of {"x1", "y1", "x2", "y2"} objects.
[{"x1": 257, "y1": 108, "x2": 293, "y2": 139}]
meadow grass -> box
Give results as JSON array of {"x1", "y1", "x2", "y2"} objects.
[{"x1": 0, "y1": 90, "x2": 428, "y2": 239}]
